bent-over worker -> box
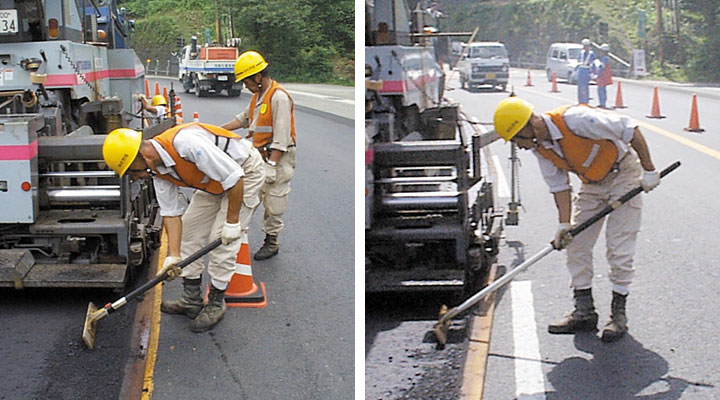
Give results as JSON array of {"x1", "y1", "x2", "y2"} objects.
[
  {"x1": 140, "y1": 94, "x2": 169, "y2": 125},
  {"x1": 102, "y1": 122, "x2": 265, "y2": 332},
  {"x1": 221, "y1": 51, "x2": 296, "y2": 261},
  {"x1": 493, "y1": 97, "x2": 661, "y2": 342}
]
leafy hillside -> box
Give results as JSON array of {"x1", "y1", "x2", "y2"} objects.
[
  {"x1": 119, "y1": 0, "x2": 354, "y2": 85},
  {"x1": 440, "y1": 0, "x2": 720, "y2": 83}
]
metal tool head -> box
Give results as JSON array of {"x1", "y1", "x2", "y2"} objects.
[
  {"x1": 433, "y1": 304, "x2": 450, "y2": 350},
  {"x1": 81, "y1": 302, "x2": 100, "y2": 350}
]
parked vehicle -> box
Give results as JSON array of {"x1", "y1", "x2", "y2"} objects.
[
  {"x1": 546, "y1": 42, "x2": 583, "y2": 84},
  {"x1": 178, "y1": 37, "x2": 243, "y2": 97},
  {"x1": 456, "y1": 42, "x2": 509, "y2": 91}
]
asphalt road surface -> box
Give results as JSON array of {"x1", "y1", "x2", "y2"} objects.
[
  {"x1": 0, "y1": 77, "x2": 354, "y2": 400},
  {"x1": 365, "y1": 68, "x2": 720, "y2": 399}
]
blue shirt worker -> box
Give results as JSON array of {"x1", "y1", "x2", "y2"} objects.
[
  {"x1": 595, "y1": 44, "x2": 613, "y2": 108},
  {"x1": 577, "y1": 38, "x2": 595, "y2": 104}
]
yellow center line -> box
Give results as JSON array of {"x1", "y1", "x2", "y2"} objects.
[
  {"x1": 142, "y1": 231, "x2": 167, "y2": 400},
  {"x1": 519, "y1": 86, "x2": 720, "y2": 161}
]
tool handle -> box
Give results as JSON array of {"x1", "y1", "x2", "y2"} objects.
[
  {"x1": 109, "y1": 238, "x2": 223, "y2": 311},
  {"x1": 566, "y1": 161, "x2": 680, "y2": 240}
]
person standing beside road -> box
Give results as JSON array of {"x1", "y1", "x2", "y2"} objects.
[
  {"x1": 493, "y1": 97, "x2": 661, "y2": 342},
  {"x1": 577, "y1": 38, "x2": 595, "y2": 105},
  {"x1": 595, "y1": 43, "x2": 613, "y2": 109},
  {"x1": 221, "y1": 51, "x2": 297, "y2": 261},
  {"x1": 139, "y1": 94, "x2": 169, "y2": 125},
  {"x1": 102, "y1": 123, "x2": 265, "y2": 332}
]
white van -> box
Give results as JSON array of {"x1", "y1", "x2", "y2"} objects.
[
  {"x1": 456, "y1": 42, "x2": 509, "y2": 91},
  {"x1": 546, "y1": 43, "x2": 583, "y2": 83}
]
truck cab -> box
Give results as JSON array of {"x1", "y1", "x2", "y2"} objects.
[
  {"x1": 457, "y1": 42, "x2": 509, "y2": 91},
  {"x1": 178, "y1": 38, "x2": 242, "y2": 97}
]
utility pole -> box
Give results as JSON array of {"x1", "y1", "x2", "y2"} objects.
[
  {"x1": 655, "y1": 0, "x2": 664, "y2": 66},
  {"x1": 215, "y1": 0, "x2": 222, "y2": 44}
]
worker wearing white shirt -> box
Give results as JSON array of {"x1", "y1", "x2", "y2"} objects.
[
  {"x1": 139, "y1": 94, "x2": 169, "y2": 125},
  {"x1": 494, "y1": 98, "x2": 660, "y2": 342},
  {"x1": 102, "y1": 123, "x2": 265, "y2": 332}
]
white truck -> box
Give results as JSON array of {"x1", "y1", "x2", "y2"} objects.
[
  {"x1": 456, "y1": 42, "x2": 509, "y2": 91},
  {"x1": 178, "y1": 37, "x2": 243, "y2": 97}
]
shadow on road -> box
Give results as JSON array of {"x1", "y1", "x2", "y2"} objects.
[{"x1": 545, "y1": 333, "x2": 714, "y2": 399}]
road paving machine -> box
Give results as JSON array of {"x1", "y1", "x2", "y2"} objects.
[
  {"x1": 365, "y1": 0, "x2": 503, "y2": 297},
  {"x1": 0, "y1": 0, "x2": 164, "y2": 289}
]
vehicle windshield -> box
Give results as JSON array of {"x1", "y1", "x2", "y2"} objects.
[
  {"x1": 469, "y1": 45, "x2": 507, "y2": 59},
  {"x1": 568, "y1": 48, "x2": 581, "y2": 59}
]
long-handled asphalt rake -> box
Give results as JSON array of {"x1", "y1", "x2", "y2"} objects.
[
  {"x1": 82, "y1": 238, "x2": 222, "y2": 350},
  {"x1": 433, "y1": 161, "x2": 681, "y2": 349}
]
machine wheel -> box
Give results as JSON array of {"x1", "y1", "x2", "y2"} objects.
[
  {"x1": 461, "y1": 74, "x2": 467, "y2": 89},
  {"x1": 194, "y1": 81, "x2": 206, "y2": 98}
]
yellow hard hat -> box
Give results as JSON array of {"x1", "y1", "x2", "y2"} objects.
[
  {"x1": 234, "y1": 51, "x2": 268, "y2": 82},
  {"x1": 103, "y1": 128, "x2": 142, "y2": 176},
  {"x1": 493, "y1": 97, "x2": 534, "y2": 142},
  {"x1": 151, "y1": 95, "x2": 167, "y2": 106}
]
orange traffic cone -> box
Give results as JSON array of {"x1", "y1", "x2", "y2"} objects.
[
  {"x1": 154, "y1": 82, "x2": 160, "y2": 96},
  {"x1": 683, "y1": 93, "x2": 704, "y2": 132},
  {"x1": 144, "y1": 79, "x2": 150, "y2": 98},
  {"x1": 550, "y1": 72, "x2": 559, "y2": 93},
  {"x1": 193, "y1": 111, "x2": 199, "y2": 122},
  {"x1": 162, "y1": 86, "x2": 168, "y2": 103},
  {"x1": 646, "y1": 87, "x2": 666, "y2": 118},
  {"x1": 206, "y1": 231, "x2": 267, "y2": 308},
  {"x1": 524, "y1": 69, "x2": 533, "y2": 87},
  {"x1": 174, "y1": 96, "x2": 184, "y2": 123},
  {"x1": 614, "y1": 81, "x2": 627, "y2": 109}
]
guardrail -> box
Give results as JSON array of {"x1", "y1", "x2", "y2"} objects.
[
  {"x1": 144, "y1": 59, "x2": 179, "y2": 77},
  {"x1": 509, "y1": 60, "x2": 632, "y2": 79}
]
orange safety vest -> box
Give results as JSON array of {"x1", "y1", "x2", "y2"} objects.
[
  {"x1": 152, "y1": 122, "x2": 242, "y2": 194},
  {"x1": 537, "y1": 105, "x2": 619, "y2": 183},
  {"x1": 248, "y1": 80, "x2": 297, "y2": 154}
]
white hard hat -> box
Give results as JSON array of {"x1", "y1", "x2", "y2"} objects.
[
  {"x1": 600, "y1": 43, "x2": 610, "y2": 51},
  {"x1": 581, "y1": 38, "x2": 591, "y2": 46}
]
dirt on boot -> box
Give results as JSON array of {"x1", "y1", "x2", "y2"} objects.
[
  {"x1": 190, "y1": 285, "x2": 226, "y2": 332},
  {"x1": 548, "y1": 288, "x2": 598, "y2": 334},
  {"x1": 601, "y1": 292, "x2": 628, "y2": 342},
  {"x1": 254, "y1": 234, "x2": 279, "y2": 260},
  {"x1": 161, "y1": 278, "x2": 204, "y2": 319}
]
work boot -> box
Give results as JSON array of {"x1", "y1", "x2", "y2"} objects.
[
  {"x1": 601, "y1": 291, "x2": 628, "y2": 342},
  {"x1": 160, "y1": 278, "x2": 203, "y2": 319},
  {"x1": 190, "y1": 285, "x2": 226, "y2": 332},
  {"x1": 254, "y1": 234, "x2": 279, "y2": 260},
  {"x1": 548, "y1": 288, "x2": 599, "y2": 334}
]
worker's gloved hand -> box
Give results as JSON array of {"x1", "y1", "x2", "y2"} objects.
[
  {"x1": 264, "y1": 163, "x2": 277, "y2": 184},
  {"x1": 221, "y1": 222, "x2": 243, "y2": 245},
  {"x1": 157, "y1": 256, "x2": 182, "y2": 281},
  {"x1": 553, "y1": 222, "x2": 573, "y2": 250},
  {"x1": 641, "y1": 170, "x2": 660, "y2": 192}
]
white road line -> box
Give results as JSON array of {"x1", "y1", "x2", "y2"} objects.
[
  {"x1": 286, "y1": 89, "x2": 354, "y2": 104},
  {"x1": 492, "y1": 154, "x2": 511, "y2": 201},
  {"x1": 511, "y1": 281, "x2": 547, "y2": 399}
]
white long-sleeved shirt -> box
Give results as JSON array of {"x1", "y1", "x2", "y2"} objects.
[
  {"x1": 150, "y1": 125, "x2": 254, "y2": 216},
  {"x1": 233, "y1": 83, "x2": 295, "y2": 151},
  {"x1": 533, "y1": 106, "x2": 637, "y2": 193}
]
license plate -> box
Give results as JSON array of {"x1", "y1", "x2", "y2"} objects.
[
  {"x1": 218, "y1": 75, "x2": 228, "y2": 81},
  {"x1": 486, "y1": 73, "x2": 496, "y2": 79},
  {"x1": 0, "y1": 10, "x2": 18, "y2": 34}
]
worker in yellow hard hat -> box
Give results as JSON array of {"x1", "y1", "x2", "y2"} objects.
[
  {"x1": 221, "y1": 50, "x2": 297, "y2": 261},
  {"x1": 493, "y1": 96, "x2": 660, "y2": 342},
  {"x1": 102, "y1": 124, "x2": 265, "y2": 333},
  {"x1": 138, "y1": 94, "x2": 169, "y2": 125}
]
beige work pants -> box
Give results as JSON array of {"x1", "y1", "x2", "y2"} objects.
[
  {"x1": 180, "y1": 147, "x2": 265, "y2": 284},
  {"x1": 565, "y1": 150, "x2": 643, "y2": 295},
  {"x1": 260, "y1": 146, "x2": 296, "y2": 236}
]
